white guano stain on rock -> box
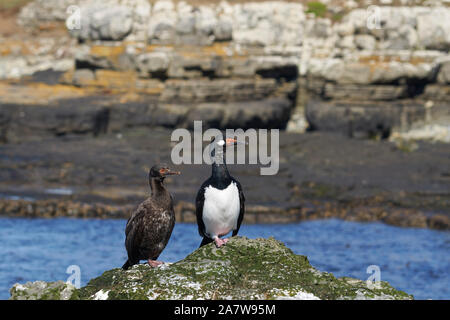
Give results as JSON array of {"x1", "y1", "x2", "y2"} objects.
[
  {"x1": 272, "y1": 288, "x2": 321, "y2": 300},
  {"x1": 92, "y1": 289, "x2": 110, "y2": 300}
]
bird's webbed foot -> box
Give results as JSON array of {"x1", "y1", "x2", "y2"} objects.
[
  {"x1": 148, "y1": 259, "x2": 164, "y2": 268},
  {"x1": 214, "y1": 237, "x2": 229, "y2": 248}
]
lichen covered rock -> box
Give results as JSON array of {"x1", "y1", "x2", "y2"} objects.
[
  {"x1": 9, "y1": 237, "x2": 413, "y2": 300},
  {"x1": 10, "y1": 281, "x2": 76, "y2": 300}
]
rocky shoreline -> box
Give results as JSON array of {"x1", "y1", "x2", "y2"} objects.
[
  {"x1": 0, "y1": 129, "x2": 448, "y2": 230},
  {"x1": 1, "y1": 197, "x2": 448, "y2": 230}
]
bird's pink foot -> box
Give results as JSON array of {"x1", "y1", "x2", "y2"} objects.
[
  {"x1": 148, "y1": 260, "x2": 164, "y2": 268},
  {"x1": 214, "y1": 237, "x2": 228, "y2": 248}
]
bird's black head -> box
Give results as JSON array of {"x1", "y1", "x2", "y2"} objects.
[
  {"x1": 211, "y1": 133, "x2": 242, "y2": 155},
  {"x1": 149, "y1": 163, "x2": 181, "y2": 179},
  {"x1": 209, "y1": 132, "x2": 248, "y2": 167}
]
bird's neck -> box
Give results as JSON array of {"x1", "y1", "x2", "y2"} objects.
[
  {"x1": 211, "y1": 151, "x2": 231, "y2": 187},
  {"x1": 149, "y1": 177, "x2": 171, "y2": 204}
]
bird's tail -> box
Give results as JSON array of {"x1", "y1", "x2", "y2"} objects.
[
  {"x1": 199, "y1": 237, "x2": 213, "y2": 247},
  {"x1": 122, "y1": 259, "x2": 133, "y2": 270}
]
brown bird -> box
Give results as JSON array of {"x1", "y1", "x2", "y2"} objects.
[{"x1": 122, "y1": 164, "x2": 180, "y2": 270}]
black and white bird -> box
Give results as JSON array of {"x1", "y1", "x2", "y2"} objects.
[
  {"x1": 195, "y1": 135, "x2": 245, "y2": 248},
  {"x1": 122, "y1": 164, "x2": 180, "y2": 270}
]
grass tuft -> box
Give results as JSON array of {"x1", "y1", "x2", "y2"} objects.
[{"x1": 306, "y1": 2, "x2": 328, "y2": 18}]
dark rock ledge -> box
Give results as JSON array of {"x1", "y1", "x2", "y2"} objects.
[{"x1": 0, "y1": 198, "x2": 449, "y2": 230}]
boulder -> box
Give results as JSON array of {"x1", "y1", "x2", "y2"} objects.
[
  {"x1": 417, "y1": 8, "x2": 450, "y2": 50},
  {"x1": 232, "y1": 2, "x2": 304, "y2": 46},
  {"x1": 336, "y1": 35, "x2": 355, "y2": 49},
  {"x1": 322, "y1": 61, "x2": 373, "y2": 85},
  {"x1": 305, "y1": 99, "x2": 429, "y2": 138},
  {"x1": 72, "y1": 68, "x2": 95, "y2": 86},
  {"x1": 135, "y1": 52, "x2": 170, "y2": 76},
  {"x1": 69, "y1": 4, "x2": 133, "y2": 41},
  {"x1": 148, "y1": 2, "x2": 220, "y2": 45},
  {"x1": 391, "y1": 124, "x2": 450, "y2": 144},
  {"x1": 0, "y1": 98, "x2": 111, "y2": 142},
  {"x1": 147, "y1": 1, "x2": 177, "y2": 44},
  {"x1": 185, "y1": 98, "x2": 293, "y2": 130},
  {"x1": 9, "y1": 237, "x2": 413, "y2": 300},
  {"x1": 317, "y1": 58, "x2": 435, "y2": 85},
  {"x1": 195, "y1": 6, "x2": 217, "y2": 39},
  {"x1": 343, "y1": 7, "x2": 425, "y2": 38},
  {"x1": 335, "y1": 21, "x2": 355, "y2": 37},
  {"x1": 175, "y1": 3, "x2": 195, "y2": 36},
  {"x1": 18, "y1": 0, "x2": 88, "y2": 28},
  {"x1": 437, "y1": 59, "x2": 450, "y2": 84},
  {"x1": 0, "y1": 55, "x2": 73, "y2": 80},
  {"x1": 354, "y1": 35, "x2": 377, "y2": 51},
  {"x1": 385, "y1": 25, "x2": 418, "y2": 50},
  {"x1": 305, "y1": 18, "x2": 332, "y2": 39},
  {"x1": 214, "y1": 17, "x2": 233, "y2": 41},
  {"x1": 129, "y1": 0, "x2": 152, "y2": 41}
]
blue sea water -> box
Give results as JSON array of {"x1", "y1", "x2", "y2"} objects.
[{"x1": 0, "y1": 217, "x2": 448, "y2": 300}]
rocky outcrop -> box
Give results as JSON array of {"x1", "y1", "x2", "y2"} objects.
[
  {"x1": 9, "y1": 281, "x2": 77, "y2": 300},
  {"x1": 301, "y1": 6, "x2": 450, "y2": 138},
  {"x1": 437, "y1": 58, "x2": 450, "y2": 84},
  {"x1": 0, "y1": 75, "x2": 293, "y2": 143},
  {"x1": 2, "y1": 0, "x2": 449, "y2": 139},
  {"x1": 61, "y1": 0, "x2": 306, "y2": 46},
  {"x1": 60, "y1": 1, "x2": 450, "y2": 138},
  {"x1": 17, "y1": 0, "x2": 86, "y2": 29},
  {"x1": 0, "y1": 36, "x2": 75, "y2": 80},
  {"x1": 73, "y1": 5, "x2": 134, "y2": 41},
  {"x1": 9, "y1": 237, "x2": 413, "y2": 300}
]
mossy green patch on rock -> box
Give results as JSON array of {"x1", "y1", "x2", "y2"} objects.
[{"x1": 9, "y1": 237, "x2": 413, "y2": 300}]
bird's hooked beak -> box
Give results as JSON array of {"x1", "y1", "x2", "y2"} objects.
[{"x1": 159, "y1": 168, "x2": 181, "y2": 176}]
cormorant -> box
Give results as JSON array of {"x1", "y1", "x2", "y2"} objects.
[
  {"x1": 122, "y1": 164, "x2": 180, "y2": 270},
  {"x1": 195, "y1": 135, "x2": 245, "y2": 248}
]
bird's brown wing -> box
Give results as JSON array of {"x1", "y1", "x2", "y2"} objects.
[
  {"x1": 125, "y1": 199, "x2": 175, "y2": 262},
  {"x1": 124, "y1": 202, "x2": 148, "y2": 263}
]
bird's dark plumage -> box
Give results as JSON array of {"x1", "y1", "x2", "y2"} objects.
[
  {"x1": 195, "y1": 135, "x2": 245, "y2": 247},
  {"x1": 122, "y1": 164, "x2": 180, "y2": 270},
  {"x1": 232, "y1": 179, "x2": 245, "y2": 236}
]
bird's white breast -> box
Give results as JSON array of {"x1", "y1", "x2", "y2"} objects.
[{"x1": 202, "y1": 182, "x2": 240, "y2": 238}]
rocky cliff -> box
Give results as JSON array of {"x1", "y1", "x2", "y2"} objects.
[
  {"x1": 1, "y1": 0, "x2": 449, "y2": 141},
  {"x1": 9, "y1": 237, "x2": 413, "y2": 300}
]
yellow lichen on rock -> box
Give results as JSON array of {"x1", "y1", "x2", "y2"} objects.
[
  {"x1": 0, "y1": 81, "x2": 91, "y2": 105},
  {"x1": 89, "y1": 45, "x2": 126, "y2": 58}
]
